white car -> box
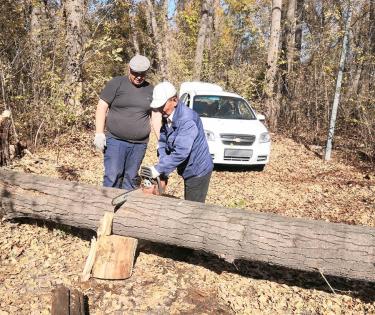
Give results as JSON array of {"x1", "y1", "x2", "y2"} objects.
[{"x1": 179, "y1": 82, "x2": 271, "y2": 170}]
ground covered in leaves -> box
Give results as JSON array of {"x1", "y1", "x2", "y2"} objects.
[{"x1": 1, "y1": 132, "x2": 374, "y2": 314}]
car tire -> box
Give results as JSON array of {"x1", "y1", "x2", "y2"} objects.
[{"x1": 253, "y1": 164, "x2": 265, "y2": 172}]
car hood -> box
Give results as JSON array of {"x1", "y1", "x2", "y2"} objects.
[{"x1": 201, "y1": 118, "x2": 268, "y2": 135}]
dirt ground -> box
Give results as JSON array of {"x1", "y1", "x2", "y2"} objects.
[{"x1": 0, "y1": 132, "x2": 374, "y2": 314}]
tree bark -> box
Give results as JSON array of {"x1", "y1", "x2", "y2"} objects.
[
  {"x1": 63, "y1": 0, "x2": 85, "y2": 110},
  {"x1": 193, "y1": 0, "x2": 212, "y2": 80},
  {"x1": 265, "y1": 0, "x2": 283, "y2": 130},
  {"x1": 1, "y1": 169, "x2": 375, "y2": 282}
]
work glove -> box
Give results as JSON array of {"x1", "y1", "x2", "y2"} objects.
[
  {"x1": 1, "y1": 109, "x2": 11, "y2": 118},
  {"x1": 94, "y1": 133, "x2": 106, "y2": 152},
  {"x1": 149, "y1": 166, "x2": 160, "y2": 178}
]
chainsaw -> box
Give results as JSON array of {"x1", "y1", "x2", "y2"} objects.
[{"x1": 111, "y1": 166, "x2": 164, "y2": 208}]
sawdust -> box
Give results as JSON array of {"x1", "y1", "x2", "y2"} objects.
[{"x1": 0, "y1": 132, "x2": 374, "y2": 314}]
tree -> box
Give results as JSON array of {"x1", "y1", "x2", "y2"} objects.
[
  {"x1": 325, "y1": 1, "x2": 353, "y2": 161},
  {"x1": 193, "y1": 0, "x2": 212, "y2": 80},
  {"x1": 146, "y1": 0, "x2": 168, "y2": 79},
  {"x1": 129, "y1": 1, "x2": 140, "y2": 54},
  {"x1": 265, "y1": 0, "x2": 283, "y2": 129},
  {"x1": 63, "y1": 0, "x2": 86, "y2": 111}
]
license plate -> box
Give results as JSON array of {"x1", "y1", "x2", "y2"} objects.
[{"x1": 224, "y1": 149, "x2": 253, "y2": 158}]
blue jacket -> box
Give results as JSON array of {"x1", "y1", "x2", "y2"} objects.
[{"x1": 155, "y1": 101, "x2": 213, "y2": 179}]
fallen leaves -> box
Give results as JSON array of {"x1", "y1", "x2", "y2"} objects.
[{"x1": 1, "y1": 132, "x2": 374, "y2": 314}]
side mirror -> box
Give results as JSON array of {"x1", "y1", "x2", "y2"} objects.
[{"x1": 256, "y1": 113, "x2": 266, "y2": 121}]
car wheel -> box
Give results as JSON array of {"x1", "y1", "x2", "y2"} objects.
[{"x1": 253, "y1": 165, "x2": 265, "y2": 172}]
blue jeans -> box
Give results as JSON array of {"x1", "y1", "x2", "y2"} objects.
[{"x1": 103, "y1": 136, "x2": 147, "y2": 190}]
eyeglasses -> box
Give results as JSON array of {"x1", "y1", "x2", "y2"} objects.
[{"x1": 130, "y1": 69, "x2": 147, "y2": 77}]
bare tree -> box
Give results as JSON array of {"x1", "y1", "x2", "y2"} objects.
[
  {"x1": 129, "y1": 1, "x2": 140, "y2": 54},
  {"x1": 193, "y1": 0, "x2": 212, "y2": 80},
  {"x1": 146, "y1": 0, "x2": 167, "y2": 79},
  {"x1": 325, "y1": 2, "x2": 352, "y2": 161},
  {"x1": 63, "y1": 0, "x2": 86, "y2": 111},
  {"x1": 265, "y1": 0, "x2": 283, "y2": 129}
]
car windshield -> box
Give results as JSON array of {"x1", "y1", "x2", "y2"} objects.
[{"x1": 192, "y1": 95, "x2": 256, "y2": 120}]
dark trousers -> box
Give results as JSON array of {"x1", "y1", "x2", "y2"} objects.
[
  {"x1": 103, "y1": 136, "x2": 147, "y2": 190},
  {"x1": 184, "y1": 171, "x2": 212, "y2": 203}
]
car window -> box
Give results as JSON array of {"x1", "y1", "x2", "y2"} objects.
[{"x1": 192, "y1": 95, "x2": 256, "y2": 120}]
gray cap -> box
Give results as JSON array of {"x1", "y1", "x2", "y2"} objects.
[{"x1": 129, "y1": 55, "x2": 150, "y2": 72}]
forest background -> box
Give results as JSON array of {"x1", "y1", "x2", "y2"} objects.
[{"x1": 0, "y1": 0, "x2": 374, "y2": 166}]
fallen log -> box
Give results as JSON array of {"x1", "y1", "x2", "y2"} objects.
[{"x1": 1, "y1": 168, "x2": 375, "y2": 282}]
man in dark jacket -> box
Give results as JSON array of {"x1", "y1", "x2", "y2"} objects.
[{"x1": 147, "y1": 81, "x2": 213, "y2": 203}]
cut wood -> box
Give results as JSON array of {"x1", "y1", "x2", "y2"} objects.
[
  {"x1": 82, "y1": 211, "x2": 138, "y2": 280},
  {"x1": 92, "y1": 235, "x2": 138, "y2": 279},
  {"x1": 97, "y1": 211, "x2": 114, "y2": 237},
  {"x1": 81, "y1": 237, "x2": 97, "y2": 282},
  {"x1": 51, "y1": 285, "x2": 86, "y2": 315},
  {"x1": 1, "y1": 169, "x2": 375, "y2": 282}
]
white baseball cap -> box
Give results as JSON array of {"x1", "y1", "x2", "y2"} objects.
[{"x1": 150, "y1": 81, "x2": 177, "y2": 108}]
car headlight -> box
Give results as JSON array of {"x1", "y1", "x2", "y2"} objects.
[
  {"x1": 259, "y1": 132, "x2": 270, "y2": 143},
  {"x1": 204, "y1": 130, "x2": 215, "y2": 141}
]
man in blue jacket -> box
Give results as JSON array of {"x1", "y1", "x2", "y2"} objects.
[{"x1": 146, "y1": 81, "x2": 213, "y2": 203}]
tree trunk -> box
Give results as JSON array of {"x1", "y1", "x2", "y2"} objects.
[
  {"x1": 369, "y1": 0, "x2": 375, "y2": 92},
  {"x1": 129, "y1": 1, "x2": 140, "y2": 54},
  {"x1": 1, "y1": 169, "x2": 375, "y2": 282},
  {"x1": 162, "y1": 0, "x2": 170, "y2": 76},
  {"x1": 30, "y1": 0, "x2": 45, "y2": 56},
  {"x1": 265, "y1": 0, "x2": 283, "y2": 130},
  {"x1": 63, "y1": 0, "x2": 85, "y2": 110},
  {"x1": 370, "y1": 0, "x2": 375, "y2": 54},
  {"x1": 280, "y1": 0, "x2": 296, "y2": 96},
  {"x1": 295, "y1": 0, "x2": 304, "y2": 58},
  {"x1": 146, "y1": 0, "x2": 167, "y2": 79},
  {"x1": 193, "y1": 0, "x2": 212, "y2": 80},
  {"x1": 285, "y1": 0, "x2": 296, "y2": 74},
  {"x1": 0, "y1": 115, "x2": 11, "y2": 166},
  {"x1": 324, "y1": 4, "x2": 352, "y2": 161}
]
